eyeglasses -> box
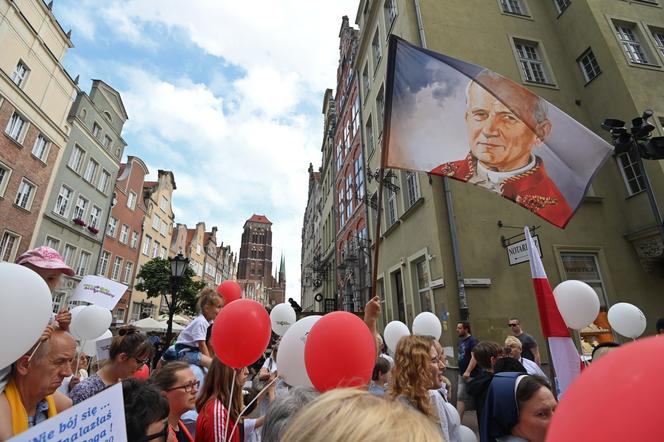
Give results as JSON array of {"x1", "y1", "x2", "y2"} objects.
[
  {"x1": 508, "y1": 323, "x2": 519, "y2": 327},
  {"x1": 167, "y1": 380, "x2": 200, "y2": 393},
  {"x1": 141, "y1": 421, "x2": 169, "y2": 442}
]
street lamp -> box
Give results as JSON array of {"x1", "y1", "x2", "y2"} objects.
[
  {"x1": 602, "y1": 110, "x2": 664, "y2": 243},
  {"x1": 164, "y1": 253, "x2": 189, "y2": 345},
  {"x1": 170, "y1": 252, "x2": 189, "y2": 278}
]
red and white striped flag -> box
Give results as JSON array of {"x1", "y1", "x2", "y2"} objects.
[{"x1": 524, "y1": 227, "x2": 580, "y2": 395}]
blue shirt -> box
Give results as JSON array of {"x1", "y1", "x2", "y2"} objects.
[
  {"x1": 458, "y1": 335, "x2": 479, "y2": 376},
  {"x1": 27, "y1": 399, "x2": 50, "y2": 427}
]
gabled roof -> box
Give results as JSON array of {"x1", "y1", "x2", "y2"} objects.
[
  {"x1": 247, "y1": 214, "x2": 272, "y2": 224},
  {"x1": 91, "y1": 79, "x2": 129, "y2": 120},
  {"x1": 144, "y1": 181, "x2": 158, "y2": 188}
]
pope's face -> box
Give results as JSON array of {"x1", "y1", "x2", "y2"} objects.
[{"x1": 465, "y1": 83, "x2": 547, "y2": 172}]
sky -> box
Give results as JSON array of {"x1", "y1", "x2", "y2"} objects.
[{"x1": 53, "y1": 0, "x2": 360, "y2": 302}]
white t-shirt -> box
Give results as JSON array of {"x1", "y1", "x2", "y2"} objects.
[
  {"x1": 261, "y1": 357, "x2": 277, "y2": 374},
  {"x1": 429, "y1": 390, "x2": 461, "y2": 442},
  {"x1": 176, "y1": 315, "x2": 210, "y2": 347}
]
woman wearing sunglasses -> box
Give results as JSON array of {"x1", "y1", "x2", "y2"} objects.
[
  {"x1": 70, "y1": 326, "x2": 152, "y2": 404},
  {"x1": 122, "y1": 378, "x2": 173, "y2": 442},
  {"x1": 151, "y1": 361, "x2": 199, "y2": 442}
]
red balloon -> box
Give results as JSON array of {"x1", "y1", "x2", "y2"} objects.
[
  {"x1": 217, "y1": 280, "x2": 241, "y2": 305},
  {"x1": 133, "y1": 364, "x2": 150, "y2": 380},
  {"x1": 546, "y1": 336, "x2": 664, "y2": 442},
  {"x1": 304, "y1": 312, "x2": 375, "y2": 392},
  {"x1": 211, "y1": 299, "x2": 271, "y2": 368}
]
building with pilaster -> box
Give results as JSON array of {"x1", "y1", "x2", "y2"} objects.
[{"x1": 300, "y1": 163, "x2": 322, "y2": 311}]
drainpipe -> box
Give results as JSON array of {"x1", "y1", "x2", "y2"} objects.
[{"x1": 412, "y1": 0, "x2": 468, "y2": 320}]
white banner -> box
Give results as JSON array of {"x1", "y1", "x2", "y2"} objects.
[
  {"x1": 9, "y1": 383, "x2": 127, "y2": 441},
  {"x1": 96, "y1": 337, "x2": 113, "y2": 361},
  {"x1": 69, "y1": 275, "x2": 127, "y2": 310}
]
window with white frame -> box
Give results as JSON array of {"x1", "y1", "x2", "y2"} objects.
[
  {"x1": 160, "y1": 195, "x2": 168, "y2": 211},
  {"x1": 386, "y1": 188, "x2": 397, "y2": 226},
  {"x1": 0, "y1": 231, "x2": 20, "y2": 262},
  {"x1": 617, "y1": 151, "x2": 645, "y2": 195},
  {"x1": 339, "y1": 187, "x2": 345, "y2": 228},
  {"x1": 196, "y1": 244, "x2": 202, "y2": 255},
  {"x1": 152, "y1": 215, "x2": 161, "y2": 231},
  {"x1": 51, "y1": 293, "x2": 65, "y2": 314},
  {"x1": 73, "y1": 195, "x2": 89, "y2": 221},
  {"x1": 98, "y1": 170, "x2": 111, "y2": 194},
  {"x1": 362, "y1": 64, "x2": 370, "y2": 97},
  {"x1": 54, "y1": 185, "x2": 72, "y2": 217},
  {"x1": 103, "y1": 135, "x2": 112, "y2": 149},
  {"x1": 355, "y1": 154, "x2": 365, "y2": 200},
  {"x1": 376, "y1": 86, "x2": 385, "y2": 133},
  {"x1": 415, "y1": 259, "x2": 433, "y2": 313},
  {"x1": 0, "y1": 162, "x2": 11, "y2": 197},
  {"x1": 652, "y1": 29, "x2": 664, "y2": 57},
  {"x1": 384, "y1": 0, "x2": 398, "y2": 28},
  {"x1": 553, "y1": 0, "x2": 571, "y2": 14},
  {"x1": 578, "y1": 48, "x2": 601, "y2": 83},
  {"x1": 77, "y1": 251, "x2": 91, "y2": 276},
  {"x1": 107, "y1": 217, "x2": 118, "y2": 237},
  {"x1": 515, "y1": 41, "x2": 549, "y2": 84},
  {"x1": 346, "y1": 174, "x2": 353, "y2": 218},
  {"x1": 111, "y1": 256, "x2": 123, "y2": 281},
  {"x1": 406, "y1": 171, "x2": 421, "y2": 207},
  {"x1": 344, "y1": 121, "x2": 351, "y2": 151},
  {"x1": 92, "y1": 123, "x2": 101, "y2": 138},
  {"x1": 152, "y1": 241, "x2": 160, "y2": 258},
  {"x1": 31, "y1": 135, "x2": 50, "y2": 162},
  {"x1": 352, "y1": 95, "x2": 360, "y2": 136},
  {"x1": 44, "y1": 236, "x2": 60, "y2": 250},
  {"x1": 372, "y1": 30, "x2": 382, "y2": 73},
  {"x1": 98, "y1": 250, "x2": 111, "y2": 276},
  {"x1": 615, "y1": 23, "x2": 649, "y2": 64},
  {"x1": 501, "y1": 0, "x2": 527, "y2": 15},
  {"x1": 89, "y1": 206, "x2": 102, "y2": 229},
  {"x1": 131, "y1": 231, "x2": 139, "y2": 249},
  {"x1": 119, "y1": 224, "x2": 129, "y2": 244},
  {"x1": 115, "y1": 308, "x2": 126, "y2": 322},
  {"x1": 366, "y1": 116, "x2": 374, "y2": 154},
  {"x1": 62, "y1": 244, "x2": 77, "y2": 267},
  {"x1": 14, "y1": 178, "x2": 35, "y2": 210},
  {"x1": 160, "y1": 246, "x2": 167, "y2": 259},
  {"x1": 83, "y1": 158, "x2": 98, "y2": 183},
  {"x1": 336, "y1": 140, "x2": 343, "y2": 171},
  {"x1": 123, "y1": 262, "x2": 134, "y2": 284},
  {"x1": 5, "y1": 112, "x2": 27, "y2": 142},
  {"x1": 127, "y1": 191, "x2": 136, "y2": 210},
  {"x1": 11, "y1": 61, "x2": 30, "y2": 87},
  {"x1": 143, "y1": 235, "x2": 152, "y2": 255},
  {"x1": 560, "y1": 253, "x2": 608, "y2": 306},
  {"x1": 160, "y1": 222, "x2": 168, "y2": 236},
  {"x1": 69, "y1": 146, "x2": 85, "y2": 173}
]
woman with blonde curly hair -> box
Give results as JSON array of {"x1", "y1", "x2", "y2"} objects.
[{"x1": 281, "y1": 388, "x2": 441, "y2": 442}]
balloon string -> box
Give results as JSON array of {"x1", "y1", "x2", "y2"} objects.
[
  {"x1": 27, "y1": 340, "x2": 44, "y2": 363},
  {"x1": 75, "y1": 341, "x2": 85, "y2": 374},
  {"x1": 227, "y1": 376, "x2": 279, "y2": 442},
  {"x1": 224, "y1": 370, "x2": 236, "y2": 442}
]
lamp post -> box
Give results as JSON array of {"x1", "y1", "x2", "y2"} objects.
[
  {"x1": 602, "y1": 110, "x2": 664, "y2": 244},
  {"x1": 165, "y1": 253, "x2": 189, "y2": 345}
]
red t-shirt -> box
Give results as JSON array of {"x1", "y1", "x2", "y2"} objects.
[{"x1": 195, "y1": 399, "x2": 240, "y2": 442}]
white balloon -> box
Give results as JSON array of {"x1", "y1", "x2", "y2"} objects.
[
  {"x1": 459, "y1": 425, "x2": 478, "y2": 442},
  {"x1": 553, "y1": 280, "x2": 600, "y2": 330},
  {"x1": 276, "y1": 315, "x2": 321, "y2": 387},
  {"x1": 270, "y1": 303, "x2": 297, "y2": 336},
  {"x1": 608, "y1": 302, "x2": 647, "y2": 339},
  {"x1": 71, "y1": 305, "x2": 112, "y2": 340},
  {"x1": 0, "y1": 263, "x2": 53, "y2": 368},
  {"x1": 384, "y1": 321, "x2": 410, "y2": 352},
  {"x1": 412, "y1": 312, "x2": 442, "y2": 340},
  {"x1": 69, "y1": 305, "x2": 86, "y2": 323},
  {"x1": 81, "y1": 329, "x2": 113, "y2": 357}
]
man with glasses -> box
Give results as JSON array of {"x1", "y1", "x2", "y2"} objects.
[{"x1": 508, "y1": 317, "x2": 540, "y2": 365}]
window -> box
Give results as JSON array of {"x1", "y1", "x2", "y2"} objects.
[
  {"x1": 119, "y1": 224, "x2": 129, "y2": 244},
  {"x1": 578, "y1": 48, "x2": 601, "y2": 83},
  {"x1": 617, "y1": 151, "x2": 645, "y2": 195},
  {"x1": 92, "y1": 123, "x2": 101, "y2": 138},
  {"x1": 652, "y1": 29, "x2": 664, "y2": 57},
  {"x1": 5, "y1": 112, "x2": 27, "y2": 142},
  {"x1": 406, "y1": 171, "x2": 421, "y2": 207},
  {"x1": 127, "y1": 191, "x2": 136, "y2": 210},
  {"x1": 366, "y1": 116, "x2": 374, "y2": 154},
  {"x1": 54, "y1": 185, "x2": 73, "y2": 217},
  {"x1": 152, "y1": 215, "x2": 161, "y2": 231},
  {"x1": 362, "y1": 64, "x2": 370, "y2": 97},
  {"x1": 69, "y1": 146, "x2": 85, "y2": 173},
  {"x1": 77, "y1": 251, "x2": 91, "y2": 276},
  {"x1": 123, "y1": 262, "x2": 134, "y2": 284},
  {"x1": 115, "y1": 308, "x2": 126, "y2": 322},
  {"x1": 0, "y1": 231, "x2": 20, "y2": 262},
  {"x1": 352, "y1": 95, "x2": 360, "y2": 136},
  {"x1": 143, "y1": 235, "x2": 152, "y2": 255},
  {"x1": 376, "y1": 86, "x2": 385, "y2": 133},
  {"x1": 62, "y1": 244, "x2": 77, "y2": 267},
  {"x1": 371, "y1": 30, "x2": 382, "y2": 73},
  {"x1": 415, "y1": 260, "x2": 433, "y2": 313},
  {"x1": 355, "y1": 154, "x2": 365, "y2": 200},
  {"x1": 14, "y1": 178, "x2": 35, "y2": 210},
  {"x1": 11, "y1": 61, "x2": 30, "y2": 87},
  {"x1": 501, "y1": 0, "x2": 526, "y2": 15},
  {"x1": 336, "y1": 140, "x2": 343, "y2": 171},
  {"x1": 107, "y1": 217, "x2": 118, "y2": 237},
  {"x1": 131, "y1": 231, "x2": 139, "y2": 249},
  {"x1": 152, "y1": 241, "x2": 160, "y2": 258},
  {"x1": 515, "y1": 41, "x2": 548, "y2": 84},
  {"x1": 89, "y1": 206, "x2": 102, "y2": 229},
  {"x1": 615, "y1": 24, "x2": 649, "y2": 64},
  {"x1": 553, "y1": 0, "x2": 571, "y2": 14},
  {"x1": 560, "y1": 253, "x2": 607, "y2": 306},
  {"x1": 386, "y1": 188, "x2": 397, "y2": 226},
  {"x1": 196, "y1": 244, "x2": 202, "y2": 255},
  {"x1": 160, "y1": 246, "x2": 167, "y2": 259},
  {"x1": 98, "y1": 170, "x2": 111, "y2": 194},
  {"x1": 160, "y1": 222, "x2": 168, "y2": 236},
  {"x1": 346, "y1": 174, "x2": 353, "y2": 218},
  {"x1": 111, "y1": 257, "x2": 123, "y2": 281},
  {"x1": 160, "y1": 196, "x2": 168, "y2": 211},
  {"x1": 44, "y1": 236, "x2": 60, "y2": 250},
  {"x1": 0, "y1": 162, "x2": 11, "y2": 197},
  {"x1": 339, "y1": 187, "x2": 345, "y2": 228},
  {"x1": 98, "y1": 251, "x2": 111, "y2": 276},
  {"x1": 344, "y1": 121, "x2": 351, "y2": 151},
  {"x1": 103, "y1": 135, "x2": 112, "y2": 148},
  {"x1": 73, "y1": 195, "x2": 89, "y2": 221},
  {"x1": 384, "y1": 0, "x2": 397, "y2": 28},
  {"x1": 83, "y1": 158, "x2": 98, "y2": 183},
  {"x1": 32, "y1": 135, "x2": 50, "y2": 162}
]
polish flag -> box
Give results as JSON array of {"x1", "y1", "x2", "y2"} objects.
[{"x1": 525, "y1": 227, "x2": 580, "y2": 395}]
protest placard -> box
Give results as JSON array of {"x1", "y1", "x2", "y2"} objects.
[
  {"x1": 9, "y1": 382, "x2": 127, "y2": 441},
  {"x1": 69, "y1": 275, "x2": 127, "y2": 310},
  {"x1": 96, "y1": 336, "x2": 113, "y2": 361}
]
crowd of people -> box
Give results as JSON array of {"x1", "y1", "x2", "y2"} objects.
[{"x1": 1, "y1": 246, "x2": 663, "y2": 442}]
